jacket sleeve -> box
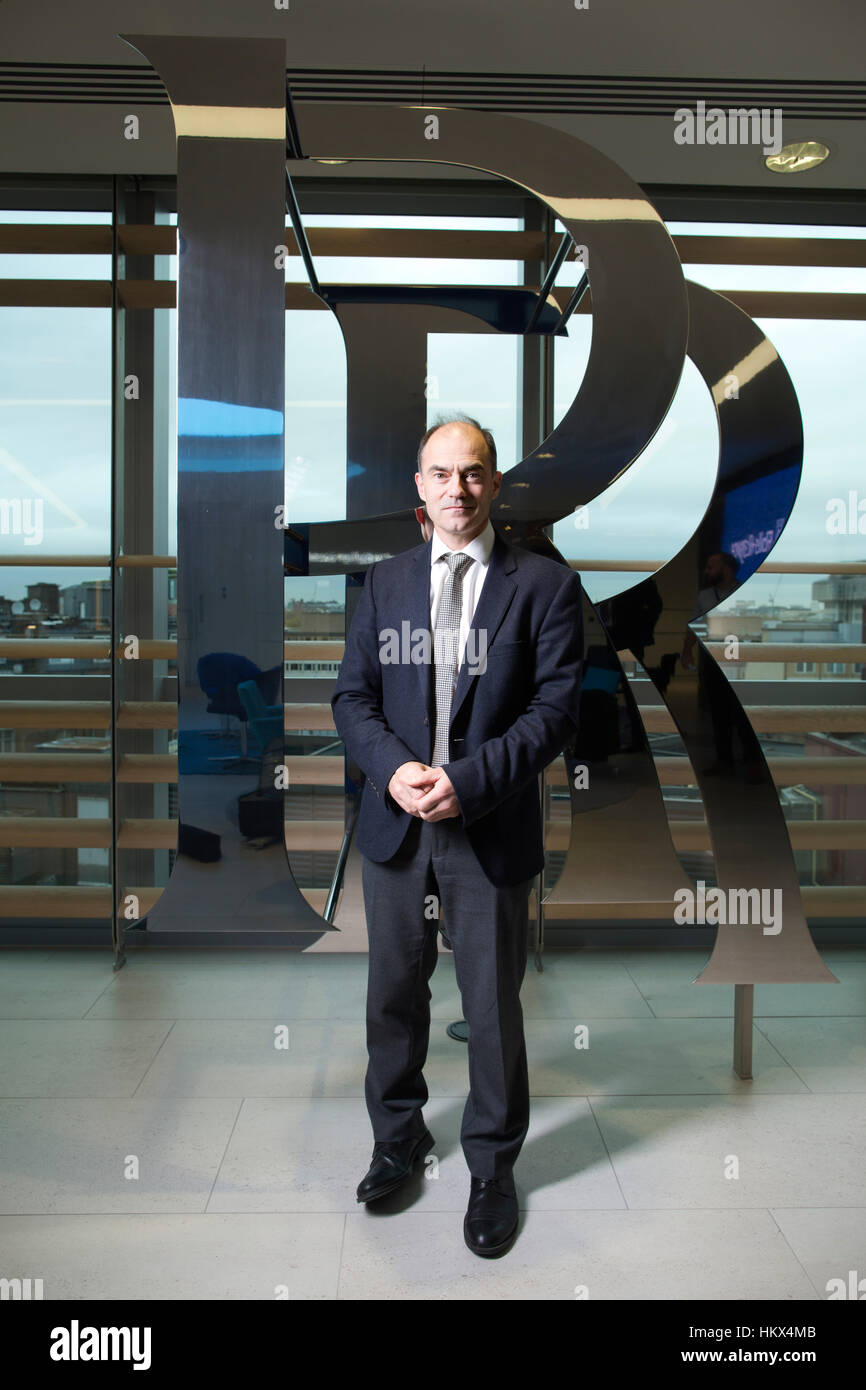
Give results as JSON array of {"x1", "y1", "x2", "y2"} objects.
[
  {"x1": 330, "y1": 561, "x2": 419, "y2": 803},
  {"x1": 445, "y1": 567, "x2": 584, "y2": 828}
]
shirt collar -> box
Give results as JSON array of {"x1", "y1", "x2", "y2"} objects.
[{"x1": 431, "y1": 518, "x2": 495, "y2": 568}]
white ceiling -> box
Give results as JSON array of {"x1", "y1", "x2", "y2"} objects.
[{"x1": 0, "y1": 0, "x2": 864, "y2": 191}]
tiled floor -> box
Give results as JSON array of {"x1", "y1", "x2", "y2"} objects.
[{"x1": 1, "y1": 946, "x2": 864, "y2": 1300}]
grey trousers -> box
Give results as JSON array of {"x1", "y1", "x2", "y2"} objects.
[{"x1": 361, "y1": 814, "x2": 534, "y2": 1179}]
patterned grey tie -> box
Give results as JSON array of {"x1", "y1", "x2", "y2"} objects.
[{"x1": 431, "y1": 551, "x2": 473, "y2": 767}]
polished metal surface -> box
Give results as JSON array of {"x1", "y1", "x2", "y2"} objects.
[
  {"x1": 292, "y1": 95, "x2": 834, "y2": 981},
  {"x1": 100, "y1": 67, "x2": 833, "y2": 976},
  {"x1": 618, "y1": 281, "x2": 836, "y2": 983},
  {"x1": 545, "y1": 587, "x2": 689, "y2": 904},
  {"x1": 288, "y1": 101, "x2": 692, "y2": 911},
  {"x1": 296, "y1": 101, "x2": 689, "y2": 527},
  {"x1": 325, "y1": 284, "x2": 566, "y2": 336},
  {"x1": 119, "y1": 35, "x2": 328, "y2": 940},
  {"x1": 291, "y1": 102, "x2": 828, "y2": 953},
  {"x1": 335, "y1": 302, "x2": 497, "y2": 522},
  {"x1": 446, "y1": 522, "x2": 688, "y2": 906}
]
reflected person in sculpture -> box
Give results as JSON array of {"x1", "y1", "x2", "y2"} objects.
[{"x1": 331, "y1": 416, "x2": 584, "y2": 1257}]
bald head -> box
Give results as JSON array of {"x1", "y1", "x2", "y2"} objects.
[
  {"x1": 417, "y1": 417, "x2": 497, "y2": 476},
  {"x1": 415, "y1": 417, "x2": 501, "y2": 549}
]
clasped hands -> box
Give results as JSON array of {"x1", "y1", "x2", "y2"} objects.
[{"x1": 387, "y1": 761, "x2": 460, "y2": 821}]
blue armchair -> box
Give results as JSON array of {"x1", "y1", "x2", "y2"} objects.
[
  {"x1": 236, "y1": 679, "x2": 284, "y2": 757},
  {"x1": 197, "y1": 653, "x2": 281, "y2": 767}
]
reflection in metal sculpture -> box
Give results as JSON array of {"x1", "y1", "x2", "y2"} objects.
[
  {"x1": 291, "y1": 104, "x2": 835, "y2": 988},
  {"x1": 628, "y1": 281, "x2": 836, "y2": 985},
  {"x1": 119, "y1": 35, "x2": 328, "y2": 941},
  {"x1": 472, "y1": 527, "x2": 688, "y2": 906},
  {"x1": 296, "y1": 101, "x2": 689, "y2": 525},
  {"x1": 546, "y1": 587, "x2": 689, "y2": 905},
  {"x1": 292, "y1": 107, "x2": 836, "y2": 1050},
  {"x1": 289, "y1": 101, "x2": 692, "y2": 919},
  {"x1": 544, "y1": 283, "x2": 842, "y2": 983},
  {"x1": 104, "y1": 53, "x2": 836, "y2": 1008},
  {"x1": 336, "y1": 302, "x2": 502, "y2": 522}
]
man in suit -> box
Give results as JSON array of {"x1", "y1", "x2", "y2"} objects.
[{"x1": 331, "y1": 416, "x2": 584, "y2": 1257}]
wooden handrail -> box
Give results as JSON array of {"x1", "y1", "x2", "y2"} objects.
[
  {"x1": 639, "y1": 706, "x2": 866, "y2": 733},
  {"x1": 117, "y1": 755, "x2": 179, "y2": 783},
  {"x1": 564, "y1": 559, "x2": 866, "y2": 575},
  {"x1": 2, "y1": 638, "x2": 864, "y2": 664},
  {"x1": 1, "y1": 752, "x2": 864, "y2": 787},
  {"x1": 0, "y1": 754, "x2": 112, "y2": 782},
  {"x1": 539, "y1": 887, "x2": 866, "y2": 920},
  {"x1": 0, "y1": 818, "x2": 112, "y2": 847},
  {"x1": 115, "y1": 702, "x2": 177, "y2": 730},
  {"x1": 0, "y1": 278, "x2": 864, "y2": 320},
  {"x1": 703, "y1": 643, "x2": 866, "y2": 664},
  {"x1": 1, "y1": 700, "x2": 865, "y2": 734},
  {"x1": 0, "y1": 816, "x2": 862, "y2": 852},
  {"x1": 546, "y1": 755, "x2": 866, "y2": 787},
  {"x1": 0, "y1": 701, "x2": 111, "y2": 728},
  {"x1": 3, "y1": 226, "x2": 866, "y2": 268},
  {"x1": 0, "y1": 639, "x2": 174, "y2": 659},
  {"x1": 0, "y1": 553, "x2": 864, "y2": 576},
  {"x1": 0, "y1": 883, "x2": 862, "y2": 920},
  {"x1": 0, "y1": 883, "x2": 329, "y2": 918},
  {"x1": 0, "y1": 555, "x2": 113, "y2": 566}
]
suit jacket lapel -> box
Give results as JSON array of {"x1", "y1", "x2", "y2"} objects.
[
  {"x1": 449, "y1": 530, "x2": 517, "y2": 725},
  {"x1": 410, "y1": 538, "x2": 435, "y2": 710}
]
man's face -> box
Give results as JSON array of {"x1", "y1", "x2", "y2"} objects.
[
  {"x1": 703, "y1": 553, "x2": 724, "y2": 586},
  {"x1": 415, "y1": 424, "x2": 501, "y2": 548}
]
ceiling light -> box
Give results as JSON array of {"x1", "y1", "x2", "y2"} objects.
[{"x1": 765, "y1": 141, "x2": 830, "y2": 174}]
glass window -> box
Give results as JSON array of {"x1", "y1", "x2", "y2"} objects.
[
  {"x1": 0, "y1": 201, "x2": 113, "y2": 640},
  {"x1": 0, "y1": 209, "x2": 111, "y2": 280}
]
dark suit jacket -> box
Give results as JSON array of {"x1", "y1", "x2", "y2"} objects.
[{"x1": 331, "y1": 527, "x2": 584, "y2": 887}]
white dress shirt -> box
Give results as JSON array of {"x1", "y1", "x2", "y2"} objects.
[{"x1": 429, "y1": 519, "x2": 496, "y2": 669}]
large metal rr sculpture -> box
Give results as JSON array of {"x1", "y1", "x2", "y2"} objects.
[
  {"x1": 117, "y1": 35, "x2": 329, "y2": 944},
  {"x1": 118, "y1": 36, "x2": 836, "y2": 1011},
  {"x1": 294, "y1": 101, "x2": 835, "y2": 998}
]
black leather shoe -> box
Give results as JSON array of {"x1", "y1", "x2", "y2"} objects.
[
  {"x1": 356, "y1": 1129, "x2": 435, "y2": 1203},
  {"x1": 464, "y1": 1175, "x2": 519, "y2": 1257}
]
